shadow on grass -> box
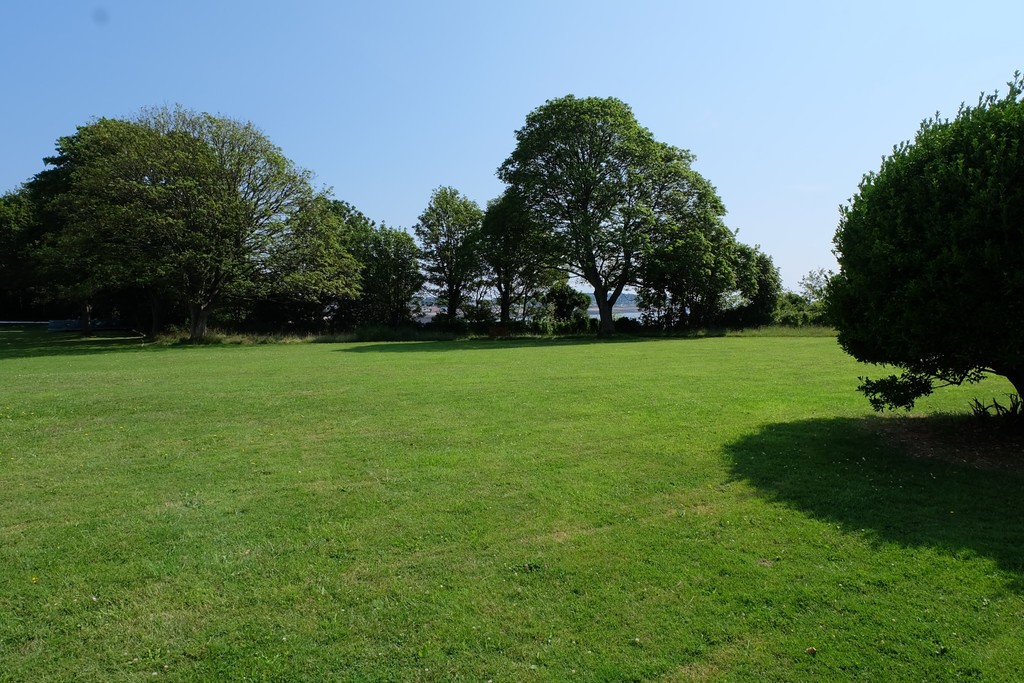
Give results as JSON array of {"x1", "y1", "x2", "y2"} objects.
[
  {"x1": 726, "y1": 416, "x2": 1024, "y2": 588},
  {"x1": 0, "y1": 327, "x2": 152, "y2": 361},
  {"x1": 338, "y1": 335, "x2": 671, "y2": 353}
]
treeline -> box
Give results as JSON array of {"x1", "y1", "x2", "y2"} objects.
[{"x1": 0, "y1": 98, "x2": 814, "y2": 340}]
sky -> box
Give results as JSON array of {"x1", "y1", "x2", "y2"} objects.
[{"x1": 2, "y1": 1, "x2": 1022, "y2": 290}]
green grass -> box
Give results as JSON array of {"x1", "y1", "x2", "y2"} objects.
[{"x1": 1, "y1": 328, "x2": 1022, "y2": 681}]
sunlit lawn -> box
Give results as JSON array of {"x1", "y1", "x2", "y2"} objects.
[{"x1": 1, "y1": 328, "x2": 1022, "y2": 681}]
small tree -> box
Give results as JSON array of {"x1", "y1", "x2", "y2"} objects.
[
  {"x1": 479, "y1": 189, "x2": 554, "y2": 325},
  {"x1": 414, "y1": 186, "x2": 485, "y2": 322},
  {"x1": 257, "y1": 195, "x2": 361, "y2": 332},
  {"x1": 774, "y1": 268, "x2": 832, "y2": 327},
  {"x1": 827, "y1": 73, "x2": 1024, "y2": 410}
]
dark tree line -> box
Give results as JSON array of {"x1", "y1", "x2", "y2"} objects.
[
  {"x1": 0, "y1": 107, "x2": 422, "y2": 339},
  {"x1": 411, "y1": 96, "x2": 782, "y2": 336},
  {"x1": 2, "y1": 98, "x2": 783, "y2": 339}
]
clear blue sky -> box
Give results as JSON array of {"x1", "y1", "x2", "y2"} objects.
[{"x1": 3, "y1": 1, "x2": 1021, "y2": 289}]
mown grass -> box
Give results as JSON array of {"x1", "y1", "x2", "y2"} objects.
[{"x1": 1, "y1": 328, "x2": 1022, "y2": 681}]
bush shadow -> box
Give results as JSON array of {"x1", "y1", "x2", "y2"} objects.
[{"x1": 725, "y1": 416, "x2": 1024, "y2": 589}]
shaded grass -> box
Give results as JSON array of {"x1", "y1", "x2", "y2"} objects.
[{"x1": 1, "y1": 330, "x2": 1021, "y2": 681}]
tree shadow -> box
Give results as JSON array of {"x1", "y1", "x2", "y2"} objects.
[
  {"x1": 0, "y1": 327, "x2": 153, "y2": 361},
  {"x1": 338, "y1": 335, "x2": 672, "y2": 353},
  {"x1": 725, "y1": 416, "x2": 1024, "y2": 589}
]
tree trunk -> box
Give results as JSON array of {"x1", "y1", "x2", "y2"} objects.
[
  {"x1": 79, "y1": 301, "x2": 93, "y2": 337},
  {"x1": 499, "y1": 288, "x2": 512, "y2": 325},
  {"x1": 188, "y1": 303, "x2": 211, "y2": 341},
  {"x1": 594, "y1": 289, "x2": 615, "y2": 337},
  {"x1": 446, "y1": 287, "x2": 461, "y2": 323}
]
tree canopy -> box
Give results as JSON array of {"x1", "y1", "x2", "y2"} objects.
[
  {"x1": 335, "y1": 200, "x2": 424, "y2": 329},
  {"x1": 498, "y1": 95, "x2": 762, "y2": 335},
  {"x1": 827, "y1": 73, "x2": 1024, "y2": 409},
  {"x1": 414, "y1": 186, "x2": 485, "y2": 323},
  {"x1": 479, "y1": 189, "x2": 554, "y2": 325},
  {"x1": 21, "y1": 107, "x2": 335, "y2": 339},
  {"x1": 3, "y1": 97, "x2": 787, "y2": 340}
]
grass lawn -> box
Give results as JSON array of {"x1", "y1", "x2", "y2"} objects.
[{"x1": 1, "y1": 328, "x2": 1022, "y2": 681}]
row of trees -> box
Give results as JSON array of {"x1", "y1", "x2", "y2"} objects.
[
  {"x1": 414, "y1": 96, "x2": 782, "y2": 337},
  {"x1": 2, "y1": 98, "x2": 783, "y2": 339},
  {"x1": 0, "y1": 107, "x2": 423, "y2": 339}
]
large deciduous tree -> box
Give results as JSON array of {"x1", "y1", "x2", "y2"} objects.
[
  {"x1": 414, "y1": 186, "x2": 484, "y2": 322},
  {"x1": 636, "y1": 169, "x2": 738, "y2": 329},
  {"x1": 26, "y1": 117, "x2": 177, "y2": 333},
  {"x1": 258, "y1": 195, "x2": 361, "y2": 331},
  {"x1": 138, "y1": 106, "x2": 316, "y2": 339},
  {"x1": 0, "y1": 189, "x2": 42, "y2": 320},
  {"x1": 28, "y1": 107, "x2": 319, "y2": 339},
  {"x1": 498, "y1": 95, "x2": 717, "y2": 336},
  {"x1": 827, "y1": 73, "x2": 1024, "y2": 410}
]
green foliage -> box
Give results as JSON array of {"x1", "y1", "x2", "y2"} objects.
[
  {"x1": 725, "y1": 244, "x2": 782, "y2": 327},
  {"x1": 499, "y1": 96, "x2": 708, "y2": 335},
  {"x1": 635, "y1": 168, "x2": 742, "y2": 329},
  {"x1": 828, "y1": 72, "x2": 1024, "y2": 410},
  {"x1": 0, "y1": 189, "x2": 41, "y2": 318},
  {"x1": 345, "y1": 217, "x2": 424, "y2": 329},
  {"x1": 479, "y1": 189, "x2": 556, "y2": 324},
  {"x1": 533, "y1": 280, "x2": 591, "y2": 334},
  {"x1": 251, "y1": 196, "x2": 362, "y2": 332},
  {"x1": 541, "y1": 281, "x2": 590, "y2": 321},
  {"x1": 268, "y1": 197, "x2": 361, "y2": 302},
  {"x1": 774, "y1": 292, "x2": 817, "y2": 326},
  {"x1": 137, "y1": 106, "x2": 316, "y2": 339},
  {"x1": 858, "y1": 372, "x2": 935, "y2": 412},
  {"x1": 23, "y1": 107, "x2": 320, "y2": 340},
  {"x1": 774, "y1": 269, "x2": 833, "y2": 327},
  {"x1": 414, "y1": 186, "x2": 485, "y2": 322},
  {"x1": 27, "y1": 119, "x2": 172, "y2": 311},
  {"x1": 798, "y1": 267, "x2": 830, "y2": 306},
  {"x1": 970, "y1": 393, "x2": 1024, "y2": 419},
  {"x1": 500, "y1": 95, "x2": 774, "y2": 335}
]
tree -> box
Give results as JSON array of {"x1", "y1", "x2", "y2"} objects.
[
  {"x1": 0, "y1": 189, "x2": 43, "y2": 320},
  {"x1": 25, "y1": 117, "x2": 173, "y2": 333},
  {"x1": 827, "y1": 73, "x2": 1024, "y2": 410},
  {"x1": 498, "y1": 95, "x2": 714, "y2": 336},
  {"x1": 137, "y1": 106, "x2": 315, "y2": 339},
  {"x1": 729, "y1": 245, "x2": 782, "y2": 327},
  {"x1": 335, "y1": 200, "x2": 424, "y2": 328},
  {"x1": 774, "y1": 268, "x2": 832, "y2": 327},
  {"x1": 636, "y1": 171, "x2": 737, "y2": 329},
  {"x1": 28, "y1": 107, "x2": 317, "y2": 339},
  {"x1": 540, "y1": 280, "x2": 591, "y2": 329},
  {"x1": 414, "y1": 186, "x2": 484, "y2": 322},
  {"x1": 798, "y1": 267, "x2": 830, "y2": 305},
  {"x1": 479, "y1": 189, "x2": 555, "y2": 325},
  {"x1": 257, "y1": 195, "x2": 361, "y2": 331}
]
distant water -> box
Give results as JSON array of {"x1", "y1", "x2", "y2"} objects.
[
  {"x1": 587, "y1": 305, "x2": 640, "y2": 320},
  {"x1": 587, "y1": 292, "x2": 640, "y2": 319}
]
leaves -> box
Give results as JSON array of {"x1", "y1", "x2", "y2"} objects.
[
  {"x1": 499, "y1": 96, "x2": 714, "y2": 334},
  {"x1": 829, "y1": 72, "x2": 1024, "y2": 405},
  {"x1": 413, "y1": 186, "x2": 485, "y2": 321}
]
